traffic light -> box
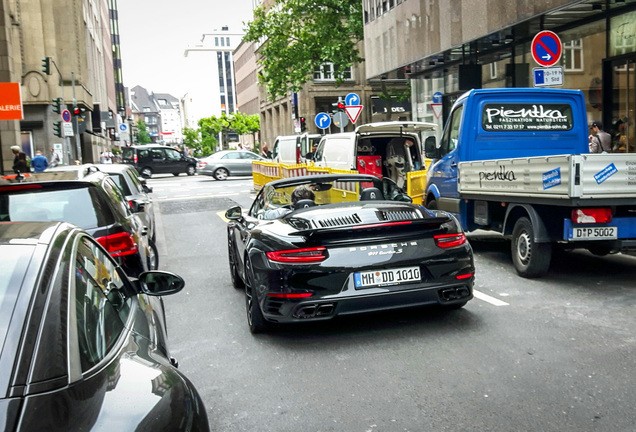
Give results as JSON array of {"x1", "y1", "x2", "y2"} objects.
[
  {"x1": 72, "y1": 105, "x2": 85, "y2": 116},
  {"x1": 41, "y1": 57, "x2": 51, "y2": 75},
  {"x1": 52, "y1": 98, "x2": 62, "y2": 114},
  {"x1": 332, "y1": 99, "x2": 345, "y2": 114},
  {"x1": 52, "y1": 121, "x2": 62, "y2": 137},
  {"x1": 300, "y1": 117, "x2": 306, "y2": 132}
]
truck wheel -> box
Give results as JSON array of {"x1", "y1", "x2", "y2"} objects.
[{"x1": 511, "y1": 217, "x2": 552, "y2": 278}]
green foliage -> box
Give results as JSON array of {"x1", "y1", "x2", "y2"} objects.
[
  {"x1": 189, "y1": 112, "x2": 261, "y2": 155},
  {"x1": 243, "y1": 0, "x2": 363, "y2": 100},
  {"x1": 136, "y1": 120, "x2": 152, "y2": 144}
]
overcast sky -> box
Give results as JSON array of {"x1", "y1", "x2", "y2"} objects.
[{"x1": 117, "y1": 0, "x2": 254, "y2": 99}]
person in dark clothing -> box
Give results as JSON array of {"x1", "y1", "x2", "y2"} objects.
[{"x1": 13, "y1": 151, "x2": 29, "y2": 174}]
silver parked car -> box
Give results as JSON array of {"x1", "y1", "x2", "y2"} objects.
[{"x1": 197, "y1": 150, "x2": 266, "y2": 181}]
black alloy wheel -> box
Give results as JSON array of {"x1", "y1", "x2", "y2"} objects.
[
  {"x1": 511, "y1": 217, "x2": 552, "y2": 278},
  {"x1": 245, "y1": 259, "x2": 269, "y2": 334}
]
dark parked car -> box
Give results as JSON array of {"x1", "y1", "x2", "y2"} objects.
[
  {"x1": 0, "y1": 170, "x2": 157, "y2": 277},
  {"x1": 50, "y1": 164, "x2": 156, "y2": 242},
  {"x1": 0, "y1": 221, "x2": 209, "y2": 431},
  {"x1": 122, "y1": 144, "x2": 197, "y2": 178},
  {"x1": 226, "y1": 174, "x2": 475, "y2": 333},
  {"x1": 198, "y1": 150, "x2": 266, "y2": 180}
]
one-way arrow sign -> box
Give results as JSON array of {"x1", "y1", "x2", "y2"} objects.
[{"x1": 344, "y1": 105, "x2": 363, "y2": 123}]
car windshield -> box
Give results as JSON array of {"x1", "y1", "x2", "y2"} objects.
[
  {"x1": 108, "y1": 173, "x2": 131, "y2": 195},
  {"x1": 0, "y1": 185, "x2": 111, "y2": 229},
  {"x1": 0, "y1": 244, "x2": 34, "y2": 355},
  {"x1": 252, "y1": 176, "x2": 409, "y2": 218}
]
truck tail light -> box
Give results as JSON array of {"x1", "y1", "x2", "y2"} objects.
[
  {"x1": 434, "y1": 233, "x2": 467, "y2": 248},
  {"x1": 571, "y1": 208, "x2": 612, "y2": 224},
  {"x1": 95, "y1": 232, "x2": 138, "y2": 257},
  {"x1": 267, "y1": 247, "x2": 327, "y2": 263}
]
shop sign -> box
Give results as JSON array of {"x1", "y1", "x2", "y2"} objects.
[{"x1": 610, "y1": 11, "x2": 636, "y2": 57}]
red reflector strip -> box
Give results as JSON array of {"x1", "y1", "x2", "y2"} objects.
[
  {"x1": 1, "y1": 183, "x2": 42, "y2": 191},
  {"x1": 434, "y1": 233, "x2": 466, "y2": 248},
  {"x1": 95, "y1": 232, "x2": 138, "y2": 257},
  {"x1": 571, "y1": 208, "x2": 612, "y2": 224},
  {"x1": 456, "y1": 272, "x2": 474, "y2": 280},
  {"x1": 353, "y1": 221, "x2": 412, "y2": 229},
  {"x1": 266, "y1": 247, "x2": 327, "y2": 262},
  {"x1": 267, "y1": 292, "x2": 314, "y2": 298}
]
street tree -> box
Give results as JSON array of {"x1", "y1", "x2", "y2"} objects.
[
  {"x1": 243, "y1": 0, "x2": 363, "y2": 100},
  {"x1": 183, "y1": 127, "x2": 201, "y2": 154},
  {"x1": 230, "y1": 112, "x2": 260, "y2": 149},
  {"x1": 136, "y1": 120, "x2": 151, "y2": 144}
]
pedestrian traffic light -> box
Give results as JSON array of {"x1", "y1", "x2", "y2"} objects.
[
  {"x1": 52, "y1": 98, "x2": 62, "y2": 114},
  {"x1": 41, "y1": 57, "x2": 51, "y2": 75},
  {"x1": 53, "y1": 121, "x2": 62, "y2": 137},
  {"x1": 332, "y1": 100, "x2": 346, "y2": 114},
  {"x1": 300, "y1": 117, "x2": 306, "y2": 132},
  {"x1": 337, "y1": 101, "x2": 345, "y2": 110}
]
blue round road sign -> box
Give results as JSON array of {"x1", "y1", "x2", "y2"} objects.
[
  {"x1": 432, "y1": 92, "x2": 443, "y2": 104},
  {"x1": 345, "y1": 93, "x2": 360, "y2": 106},
  {"x1": 315, "y1": 112, "x2": 331, "y2": 129},
  {"x1": 62, "y1": 109, "x2": 71, "y2": 122},
  {"x1": 531, "y1": 31, "x2": 562, "y2": 67}
]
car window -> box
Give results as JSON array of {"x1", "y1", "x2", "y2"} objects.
[
  {"x1": 102, "y1": 177, "x2": 131, "y2": 218},
  {"x1": 122, "y1": 148, "x2": 134, "y2": 159},
  {"x1": 150, "y1": 149, "x2": 163, "y2": 159},
  {"x1": 138, "y1": 149, "x2": 149, "y2": 159},
  {"x1": 1, "y1": 186, "x2": 109, "y2": 229},
  {"x1": 241, "y1": 152, "x2": 260, "y2": 160},
  {"x1": 73, "y1": 235, "x2": 129, "y2": 371},
  {"x1": 222, "y1": 152, "x2": 240, "y2": 160},
  {"x1": 165, "y1": 149, "x2": 182, "y2": 160},
  {"x1": 127, "y1": 169, "x2": 145, "y2": 193},
  {"x1": 109, "y1": 173, "x2": 132, "y2": 196},
  {"x1": 0, "y1": 244, "x2": 33, "y2": 356}
]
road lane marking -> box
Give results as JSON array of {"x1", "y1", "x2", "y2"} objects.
[{"x1": 473, "y1": 289, "x2": 509, "y2": 306}]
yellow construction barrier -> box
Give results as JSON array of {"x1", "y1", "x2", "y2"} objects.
[{"x1": 252, "y1": 161, "x2": 427, "y2": 204}]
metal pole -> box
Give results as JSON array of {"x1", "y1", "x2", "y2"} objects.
[
  {"x1": 72, "y1": 72, "x2": 81, "y2": 163},
  {"x1": 50, "y1": 59, "x2": 71, "y2": 165}
]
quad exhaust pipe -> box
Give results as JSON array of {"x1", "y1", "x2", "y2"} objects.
[
  {"x1": 440, "y1": 287, "x2": 470, "y2": 301},
  {"x1": 294, "y1": 303, "x2": 336, "y2": 319}
]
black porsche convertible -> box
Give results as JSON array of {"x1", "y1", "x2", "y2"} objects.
[{"x1": 225, "y1": 174, "x2": 475, "y2": 333}]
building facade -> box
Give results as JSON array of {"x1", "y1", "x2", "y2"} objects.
[{"x1": 364, "y1": 0, "x2": 636, "y2": 152}]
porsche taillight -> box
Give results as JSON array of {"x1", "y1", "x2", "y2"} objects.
[
  {"x1": 434, "y1": 233, "x2": 466, "y2": 248},
  {"x1": 96, "y1": 232, "x2": 138, "y2": 257},
  {"x1": 571, "y1": 208, "x2": 612, "y2": 224},
  {"x1": 267, "y1": 247, "x2": 327, "y2": 263}
]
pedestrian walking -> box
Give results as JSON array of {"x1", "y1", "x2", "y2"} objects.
[
  {"x1": 49, "y1": 148, "x2": 61, "y2": 167},
  {"x1": 30, "y1": 150, "x2": 49, "y2": 172},
  {"x1": 589, "y1": 121, "x2": 612, "y2": 153}
]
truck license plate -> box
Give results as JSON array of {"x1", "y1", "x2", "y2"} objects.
[
  {"x1": 571, "y1": 226, "x2": 617, "y2": 241},
  {"x1": 354, "y1": 266, "x2": 421, "y2": 289}
]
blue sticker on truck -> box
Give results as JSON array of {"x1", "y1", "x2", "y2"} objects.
[
  {"x1": 594, "y1": 163, "x2": 617, "y2": 184},
  {"x1": 542, "y1": 167, "x2": 561, "y2": 190}
]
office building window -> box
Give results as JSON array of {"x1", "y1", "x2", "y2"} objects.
[
  {"x1": 313, "y1": 63, "x2": 352, "y2": 81},
  {"x1": 563, "y1": 39, "x2": 583, "y2": 72}
]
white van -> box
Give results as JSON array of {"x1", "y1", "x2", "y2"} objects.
[
  {"x1": 313, "y1": 121, "x2": 437, "y2": 188},
  {"x1": 272, "y1": 133, "x2": 322, "y2": 165}
]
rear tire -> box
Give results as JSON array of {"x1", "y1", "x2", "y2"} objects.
[
  {"x1": 511, "y1": 217, "x2": 551, "y2": 278},
  {"x1": 172, "y1": 172, "x2": 180, "y2": 176},
  {"x1": 245, "y1": 259, "x2": 269, "y2": 334},
  {"x1": 213, "y1": 167, "x2": 229, "y2": 181},
  {"x1": 140, "y1": 167, "x2": 153, "y2": 179}
]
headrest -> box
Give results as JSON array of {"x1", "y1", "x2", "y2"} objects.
[
  {"x1": 360, "y1": 187, "x2": 384, "y2": 201},
  {"x1": 293, "y1": 199, "x2": 316, "y2": 210}
]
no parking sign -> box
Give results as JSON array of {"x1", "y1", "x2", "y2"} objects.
[{"x1": 531, "y1": 31, "x2": 562, "y2": 67}]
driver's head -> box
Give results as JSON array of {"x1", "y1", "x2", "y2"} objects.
[{"x1": 291, "y1": 185, "x2": 315, "y2": 204}]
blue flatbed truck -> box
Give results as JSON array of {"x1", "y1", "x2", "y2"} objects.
[{"x1": 424, "y1": 88, "x2": 636, "y2": 278}]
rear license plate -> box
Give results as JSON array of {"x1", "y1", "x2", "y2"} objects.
[
  {"x1": 354, "y1": 266, "x2": 421, "y2": 289},
  {"x1": 570, "y1": 226, "x2": 617, "y2": 241}
]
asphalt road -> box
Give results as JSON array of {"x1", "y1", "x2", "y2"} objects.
[{"x1": 147, "y1": 174, "x2": 636, "y2": 432}]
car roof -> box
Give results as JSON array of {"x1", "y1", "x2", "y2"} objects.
[
  {"x1": 0, "y1": 221, "x2": 66, "y2": 245},
  {"x1": 49, "y1": 163, "x2": 134, "y2": 175},
  {"x1": 0, "y1": 170, "x2": 106, "y2": 186}
]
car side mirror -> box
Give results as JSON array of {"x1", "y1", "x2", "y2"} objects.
[
  {"x1": 142, "y1": 184, "x2": 153, "y2": 193},
  {"x1": 424, "y1": 136, "x2": 439, "y2": 159},
  {"x1": 138, "y1": 271, "x2": 185, "y2": 296},
  {"x1": 225, "y1": 206, "x2": 243, "y2": 220}
]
